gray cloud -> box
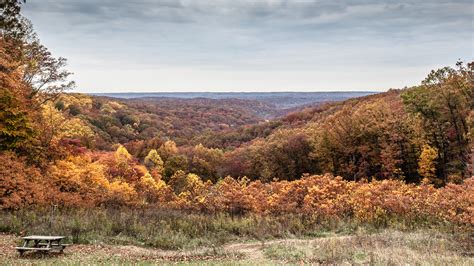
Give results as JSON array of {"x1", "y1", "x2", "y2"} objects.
[
  {"x1": 25, "y1": 1, "x2": 472, "y2": 29},
  {"x1": 21, "y1": 0, "x2": 473, "y2": 92}
]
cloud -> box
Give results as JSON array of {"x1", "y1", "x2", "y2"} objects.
[
  {"x1": 25, "y1": 1, "x2": 472, "y2": 26},
  {"x1": 21, "y1": 0, "x2": 473, "y2": 92}
]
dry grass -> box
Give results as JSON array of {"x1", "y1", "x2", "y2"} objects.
[
  {"x1": 1, "y1": 229, "x2": 472, "y2": 265},
  {"x1": 0, "y1": 208, "x2": 363, "y2": 250},
  {"x1": 263, "y1": 229, "x2": 474, "y2": 264},
  {"x1": 0, "y1": 233, "x2": 244, "y2": 265},
  {"x1": 1, "y1": 208, "x2": 472, "y2": 264}
]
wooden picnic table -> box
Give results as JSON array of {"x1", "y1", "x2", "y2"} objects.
[{"x1": 16, "y1": 235, "x2": 69, "y2": 255}]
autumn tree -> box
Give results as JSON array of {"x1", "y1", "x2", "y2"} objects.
[
  {"x1": 158, "y1": 140, "x2": 178, "y2": 162},
  {"x1": 115, "y1": 144, "x2": 132, "y2": 164},
  {"x1": 2, "y1": 1, "x2": 74, "y2": 104},
  {"x1": 418, "y1": 144, "x2": 439, "y2": 185},
  {"x1": 314, "y1": 94, "x2": 420, "y2": 182},
  {"x1": 1, "y1": 0, "x2": 26, "y2": 39},
  {"x1": 403, "y1": 61, "x2": 473, "y2": 182},
  {"x1": 109, "y1": 145, "x2": 145, "y2": 183},
  {"x1": 0, "y1": 38, "x2": 35, "y2": 150},
  {"x1": 136, "y1": 172, "x2": 174, "y2": 204},
  {"x1": 163, "y1": 155, "x2": 188, "y2": 180},
  {"x1": 39, "y1": 102, "x2": 94, "y2": 150},
  {"x1": 1, "y1": 0, "x2": 75, "y2": 162},
  {"x1": 168, "y1": 171, "x2": 209, "y2": 209},
  {"x1": 105, "y1": 180, "x2": 138, "y2": 207},
  {"x1": 144, "y1": 149, "x2": 164, "y2": 177},
  {"x1": 188, "y1": 144, "x2": 224, "y2": 182},
  {"x1": 222, "y1": 131, "x2": 318, "y2": 182},
  {"x1": 125, "y1": 136, "x2": 164, "y2": 159},
  {"x1": 49, "y1": 155, "x2": 110, "y2": 206},
  {"x1": 0, "y1": 152, "x2": 46, "y2": 209}
]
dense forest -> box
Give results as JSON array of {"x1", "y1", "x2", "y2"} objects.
[{"x1": 0, "y1": 1, "x2": 473, "y2": 227}]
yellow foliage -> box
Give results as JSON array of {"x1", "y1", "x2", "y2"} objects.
[
  {"x1": 418, "y1": 144, "x2": 438, "y2": 184},
  {"x1": 6, "y1": 152, "x2": 474, "y2": 226},
  {"x1": 158, "y1": 140, "x2": 178, "y2": 161},
  {"x1": 115, "y1": 145, "x2": 132, "y2": 163},
  {"x1": 140, "y1": 172, "x2": 166, "y2": 191},
  {"x1": 100, "y1": 101, "x2": 124, "y2": 114},
  {"x1": 107, "y1": 180, "x2": 138, "y2": 205},
  {"x1": 60, "y1": 117, "x2": 94, "y2": 139},
  {"x1": 49, "y1": 155, "x2": 110, "y2": 206},
  {"x1": 144, "y1": 149, "x2": 164, "y2": 173},
  {"x1": 41, "y1": 103, "x2": 94, "y2": 141},
  {"x1": 59, "y1": 94, "x2": 93, "y2": 110}
]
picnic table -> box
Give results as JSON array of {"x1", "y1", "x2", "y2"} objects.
[{"x1": 16, "y1": 235, "x2": 69, "y2": 255}]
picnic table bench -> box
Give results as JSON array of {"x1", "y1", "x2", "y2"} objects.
[{"x1": 16, "y1": 235, "x2": 69, "y2": 255}]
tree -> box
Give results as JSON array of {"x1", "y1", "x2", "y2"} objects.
[
  {"x1": 163, "y1": 155, "x2": 188, "y2": 180},
  {"x1": 189, "y1": 144, "x2": 223, "y2": 182},
  {"x1": 22, "y1": 24, "x2": 75, "y2": 105},
  {"x1": 38, "y1": 102, "x2": 94, "y2": 150},
  {"x1": 1, "y1": 2, "x2": 74, "y2": 105},
  {"x1": 418, "y1": 144, "x2": 439, "y2": 185},
  {"x1": 115, "y1": 144, "x2": 132, "y2": 163},
  {"x1": 0, "y1": 0, "x2": 26, "y2": 39},
  {"x1": 158, "y1": 140, "x2": 178, "y2": 162},
  {"x1": 144, "y1": 149, "x2": 164, "y2": 174},
  {"x1": 0, "y1": 0, "x2": 75, "y2": 161},
  {"x1": 403, "y1": 61, "x2": 472, "y2": 182},
  {"x1": 110, "y1": 145, "x2": 143, "y2": 183},
  {"x1": 168, "y1": 171, "x2": 208, "y2": 208},
  {"x1": 0, "y1": 151, "x2": 46, "y2": 209},
  {"x1": 0, "y1": 38, "x2": 35, "y2": 150},
  {"x1": 137, "y1": 172, "x2": 174, "y2": 204},
  {"x1": 49, "y1": 155, "x2": 110, "y2": 206},
  {"x1": 105, "y1": 180, "x2": 138, "y2": 207}
]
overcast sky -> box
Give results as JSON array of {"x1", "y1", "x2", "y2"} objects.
[{"x1": 22, "y1": 0, "x2": 473, "y2": 93}]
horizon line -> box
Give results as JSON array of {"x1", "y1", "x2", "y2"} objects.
[{"x1": 76, "y1": 90, "x2": 385, "y2": 94}]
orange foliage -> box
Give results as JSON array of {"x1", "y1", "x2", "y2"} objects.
[
  {"x1": 48, "y1": 155, "x2": 110, "y2": 206},
  {"x1": 206, "y1": 176, "x2": 256, "y2": 214},
  {"x1": 136, "y1": 172, "x2": 175, "y2": 205},
  {"x1": 1, "y1": 150, "x2": 473, "y2": 226},
  {"x1": 0, "y1": 153, "x2": 46, "y2": 209}
]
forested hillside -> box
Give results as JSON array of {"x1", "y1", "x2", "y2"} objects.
[
  {"x1": 222, "y1": 84, "x2": 473, "y2": 184},
  {"x1": 0, "y1": 1, "x2": 473, "y2": 228},
  {"x1": 47, "y1": 94, "x2": 281, "y2": 148}
]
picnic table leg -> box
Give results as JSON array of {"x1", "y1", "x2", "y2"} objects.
[
  {"x1": 41, "y1": 240, "x2": 52, "y2": 254},
  {"x1": 18, "y1": 243, "x2": 25, "y2": 256},
  {"x1": 18, "y1": 240, "x2": 29, "y2": 256},
  {"x1": 59, "y1": 240, "x2": 65, "y2": 253}
]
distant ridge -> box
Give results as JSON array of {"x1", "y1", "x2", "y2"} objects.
[
  {"x1": 88, "y1": 91, "x2": 377, "y2": 109},
  {"x1": 89, "y1": 91, "x2": 377, "y2": 99}
]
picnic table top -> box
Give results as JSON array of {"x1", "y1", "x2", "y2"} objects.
[{"x1": 21, "y1": 235, "x2": 65, "y2": 241}]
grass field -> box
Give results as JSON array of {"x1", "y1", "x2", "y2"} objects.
[
  {"x1": 1, "y1": 229, "x2": 473, "y2": 265},
  {"x1": 0, "y1": 208, "x2": 472, "y2": 264}
]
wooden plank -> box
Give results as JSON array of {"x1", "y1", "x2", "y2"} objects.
[
  {"x1": 38, "y1": 243, "x2": 63, "y2": 247},
  {"x1": 22, "y1": 235, "x2": 65, "y2": 241},
  {"x1": 15, "y1": 247, "x2": 51, "y2": 251}
]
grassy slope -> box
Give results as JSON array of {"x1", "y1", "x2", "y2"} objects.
[
  {"x1": 1, "y1": 209, "x2": 472, "y2": 264},
  {"x1": 1, "y1": 229, "x2": 472, "y2": 264}
]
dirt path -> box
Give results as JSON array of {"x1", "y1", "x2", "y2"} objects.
[
  {"x1": 1, "y1": 232, "x2": 472, "y2": 264},
  {"x1": 223, "y1": 236, "x2": 356, "y2": 260},
  {"x1": 0, "y1": 233, "x2": 327, "y2": 263}
]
